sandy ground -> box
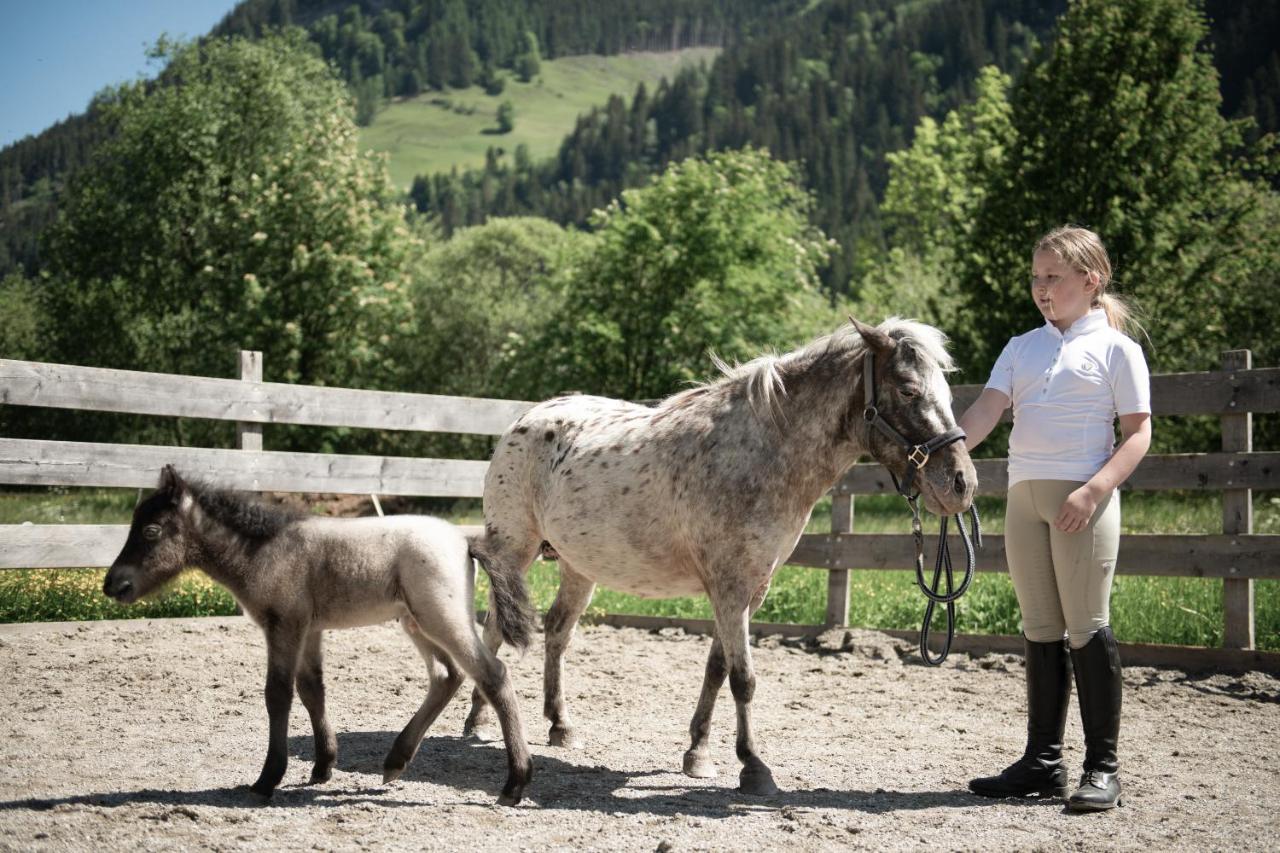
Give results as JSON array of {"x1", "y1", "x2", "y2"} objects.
[{"x1": 0, "y1": 616, "x2": 1277, "y2": 852}]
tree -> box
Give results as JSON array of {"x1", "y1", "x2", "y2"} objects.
[
  {"x1": 954, "y1": 0, "x2": 1277, "y2": 382},
  {"x1": 855, "y1": 66, "x2": 1013, "y2": 326},
  {"x1": 514, "y1": 30, "x2": 541, "y2": 82},
  {"x1": 43, "y1": 33, "x2": 421, "y2": 397},
  {"x1": 518, "y1": 147, "x2": 837, "y2": 401},
  {"x1": 496, "y1": 100, "x2": 516, "y2": 133},
  {"x1": 0, "y1": 271, "x2": 43, "y2": 360}
]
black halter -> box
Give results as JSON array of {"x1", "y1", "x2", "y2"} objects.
[{"x1": 862, "y1": 350, "x2": 982, "y2": 666}]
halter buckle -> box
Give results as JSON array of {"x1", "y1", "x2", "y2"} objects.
[
  {"x1": 907, "y1": 446, "x2": 930, "y2": 468},
  {"x1": 862, "y1": 405, "x2": 878, "y2": 423}
]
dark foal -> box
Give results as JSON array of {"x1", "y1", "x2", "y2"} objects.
[{"x1": 104, "y1": 466, "x2": 535, "y2": 805}]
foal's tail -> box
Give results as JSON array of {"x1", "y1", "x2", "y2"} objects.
[{"x1": 468, "y1": 534, "x2": 536, "y2": 651}]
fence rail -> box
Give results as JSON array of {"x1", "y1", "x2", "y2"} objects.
[{"x1": 2, "y1": 350, "x2": 1277, "y2": 657}]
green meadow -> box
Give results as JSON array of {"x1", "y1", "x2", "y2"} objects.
[
  {"x1": 2, "y1": 487, "x2": 1276, "y2": 651},
  {"x1": 359, "y1": 48, "x2": 720, "y2": 189}
]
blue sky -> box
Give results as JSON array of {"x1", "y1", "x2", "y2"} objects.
[{"x1": 0, "y1": 0, "x2": 242, "y2": 148}]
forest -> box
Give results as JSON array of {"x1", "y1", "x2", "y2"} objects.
[{"x1": 1, "y1": 0, "x2": 1278, "y2": 457}]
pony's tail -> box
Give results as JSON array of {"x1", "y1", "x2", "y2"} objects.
[{"x1": 468, "y1": 535, "x2": 536, "y2": 651}]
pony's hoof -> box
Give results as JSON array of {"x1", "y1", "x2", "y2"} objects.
[
  {"x1": 548, "y1": 725, "x2": 583, "y2": 749},
  {"x1": 309, "y1": 766, "x2": 333, "y2": 784},
  {"x1": 497, "y1": 790, "x2": 523, "y2": 807},
  {"x1": 241, "y1": 782, "x2": 274, "y2": 802},
  {"x1": 382, "y1": 764, "x2": 404, "y2": 784},
  {"x1": 738, "y1": 764, "x2": 779, "y2": 797},
  {"x1": 682, "y1": 750, "x2": 718, "y2": 779}
]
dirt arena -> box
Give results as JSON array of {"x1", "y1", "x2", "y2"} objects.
[{"x1": 1, "y1": 616, "x2": 1276, "y2": 852}]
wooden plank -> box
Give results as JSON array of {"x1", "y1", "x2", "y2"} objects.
[
  {"x1": 787, "y1": 532, "x2": 1280, "y2": 579},
  {"x1": 0, "y1": 521, "x2": 488, "y2": 570},
  {"x1": 948, "y1": 367, "x2": 1280, "y2": 417},
  {"x1": 236, "y1": 351, "x2": 263, "y2": 452},
  {"x1": 834, "y1": 452, "x2": 1280, "y2": 496},
  {"x1": 0, "y1": 438, "x2": 489, "y2": 497},
  {"x1": 1222, "y1": 350, "x2": 1255, "y2": 649},
  {"x1": 0, "y1": 358, "x2": 535, "y2": 436},
  {"x1": 0, "y1": 524, "x2": 128, "y2": 569},
  {"x1": 824, "y1": 494, "x2": 852, "y2": 627}
]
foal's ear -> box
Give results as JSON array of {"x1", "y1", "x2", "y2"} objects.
[
  {"x1": 158, "y1": 464, "x2": 186, "y2": 501},
  {"x1": 849, "y1": 316, "x2": 896, "y2": 358}
]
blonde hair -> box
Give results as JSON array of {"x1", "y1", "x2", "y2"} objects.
[{"x1": 1035, "y1": 225, "x2": 1141, "y2": 337}]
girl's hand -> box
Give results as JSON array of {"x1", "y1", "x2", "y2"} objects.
[{"x1": 1054, "y1": 486, "x2": 1099, "y2": 533}]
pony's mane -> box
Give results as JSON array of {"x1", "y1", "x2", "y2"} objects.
[
  {"x1": 681, "y1": 317, "x2": 955, "y2": 424},
  {"x1": 186, "y1": 480, "x2": 305, "y2": 540}
]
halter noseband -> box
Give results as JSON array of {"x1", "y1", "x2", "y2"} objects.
[{"x1": 860, "y1": 347, "x2": 981, "y2": 665}]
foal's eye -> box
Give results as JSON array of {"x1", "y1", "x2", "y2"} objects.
[
  {"x1": 142, "y1": 524, "x2": 162, "y2": 541},
  {"x1": 900, "y1": 386, "x2": 921, "y2": 400}
]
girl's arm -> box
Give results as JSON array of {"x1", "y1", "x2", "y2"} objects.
[
  {"x1": 1054, "y1": 412, "x2": 1153, "y2": 533},
  {"x1": 957, "y1": 387, "x2": 1011, "y2": 452}
]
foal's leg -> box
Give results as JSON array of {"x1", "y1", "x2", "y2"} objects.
[
  {"x1": 463, "y1": 533, "x2": 540, "y2": 740},
  {"x1": 684, "y1": 578, "x2": 770, "y2": 780},
  {"x1": 250, "y1": 619, "x2": 305, "y2": 797},
  {"x1": 383, "y1": 617, "x2": 466, "y2": 783},
  {"x1": 543, "y1": 561, "x2": 595, "y2": 748},
  {"x1": 429, "y1": 623, "x2": 533, "y2": 805},
  {"x1": 712, "y1": 586, "x2": 778, "y2": 796},
  {"x1": 462, "y1": 594, "x2": 504, "y2": 741},
  {"x1": 295, "y1": 629, "x2": 338, "y2": 784}
]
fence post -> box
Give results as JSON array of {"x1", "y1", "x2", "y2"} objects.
[
  {"x1": 1221, "y1": 349, "x2": 1254, "y2": 650},
  {"x1": 236, "y1": 351, "x2": 263, "y2": 452},
  {"x1": 824, "y1": 492, "x2": 852, "y2": 627}
]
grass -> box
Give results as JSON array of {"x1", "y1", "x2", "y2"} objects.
[
  {"x1": 2, "y1": 487, "x2": 1277, "y2": 651},
  {"x1": 359, "y1": 48, "x2": 720, "y2": 189}
]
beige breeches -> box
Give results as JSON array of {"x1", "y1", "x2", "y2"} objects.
[{"x1": 1004, "y1": 479, "x2": 1120, "y2": 649}]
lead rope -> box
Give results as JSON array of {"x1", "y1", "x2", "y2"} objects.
[{"x1": 908, "y1": 497, "x2": 982, "y2": 665}]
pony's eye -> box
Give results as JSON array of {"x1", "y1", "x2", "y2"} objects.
[
  {"x1": 901, "y1": 386, "x2": 921, "y2": 399},
  {"x1": 142, "y1": 524, "x2": 162, "y2": 541}
]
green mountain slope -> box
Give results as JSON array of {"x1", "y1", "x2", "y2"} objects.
[{"x1": 361, "y1": 47, "x2": 719, "y2": 188}]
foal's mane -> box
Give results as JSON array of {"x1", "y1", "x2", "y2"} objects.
[
  {"x1": 675, "y1": 318, "x2": 955, "y2": 424},
  {"x1": 185, "y1": 479, "x2": 305, "y2": 540}
]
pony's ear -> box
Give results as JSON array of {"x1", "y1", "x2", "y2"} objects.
[
  {"x1": 158, "y1": 464, "x2": 186, "y2": 501},
  {"x1": 849, "y1": 316, "x2": 896, "y2": 357}
]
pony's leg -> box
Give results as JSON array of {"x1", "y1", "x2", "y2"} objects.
[
  {"x1": 295, "y1": 629, "x2": 338, "y2": 784},
  {"x1": 712, "y1": 586, "x2": 779, "y2": 797},
  {"x1": 383, "y1": 617, "x2": 465, "y2": 783},
  {"x1": 250, "y1": 619, "x2": 305, "y2": 797},
  {"x1": 542, "y1": 561, "x2": 595, "y2": 748},
  {"x1": 684, "y1": 578, "x2": 770, "y2": 779},
  {"x1": 430, "y1": 624, "x2": 533, "y2": 806},
  {"x1": 683, "y1": 636, "x2": 727, "y2": 778},
  {"x1": 462, "y1": 595, "x2": 504, "y2": 741}
]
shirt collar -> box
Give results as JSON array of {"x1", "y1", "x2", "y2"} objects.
[{"x1": 1045, "y1": 308, "x2": 1107, "y2": 340}]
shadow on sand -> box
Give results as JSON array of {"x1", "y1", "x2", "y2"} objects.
[{"x1": 0, "y1": 730, "x2": 1062, "y2": 818}]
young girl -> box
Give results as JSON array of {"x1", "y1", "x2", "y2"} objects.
[{"x1": 959, "y1": 226, "x2": 1151, "y2": 812}]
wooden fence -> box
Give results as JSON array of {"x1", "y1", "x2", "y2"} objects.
[{"x1": 2, "y1": 350, "x2": 1278, "y2": 664}]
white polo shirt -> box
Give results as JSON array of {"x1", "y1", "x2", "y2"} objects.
[{"x1": 986, "y1": 309, "x2": 1150, "y2": 487}]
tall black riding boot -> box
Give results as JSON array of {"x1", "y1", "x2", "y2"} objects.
[
  {"x1": 1068, "y1": 626, "x2": 1123, "y2": 811},
  {"x1": 969, "y1": 636, "x2": 1070, "y2": 798}
]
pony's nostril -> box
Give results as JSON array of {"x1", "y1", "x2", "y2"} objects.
[{"x1": 954, "y1": 471, "x2": 967, "y2": 494}]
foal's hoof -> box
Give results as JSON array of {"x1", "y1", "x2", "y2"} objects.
[
  {"x1": 382, "y1": 764, "x2": 405, "y2": 785},
  {"x1": 464, "y1": 725, "x2": 500, "y2": 743},
  {"x1": 548, "y1": 725, "x2": 583, "y2": 749},
  {"x1": 682, "y1": 750, "x2": 718, "y2": 779},
  {"x1": 497, "y1": 790, "x2": 523, "y2": 807},
  {"x1": 738, "y1": 763, "x2": 779, "y2": 797},
  {"x1": 309, "y1": 766, "x2": 333, "y2": 785}
]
